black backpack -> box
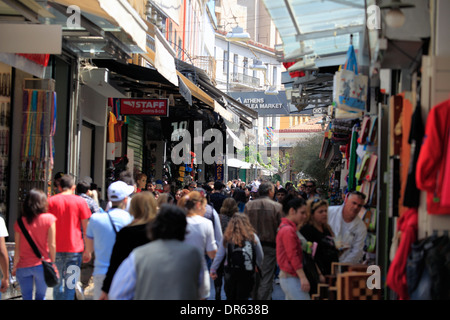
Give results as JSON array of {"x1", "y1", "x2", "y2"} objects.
[{"x1": 227, "y1": 240, "x2": 256, "y2": 273}]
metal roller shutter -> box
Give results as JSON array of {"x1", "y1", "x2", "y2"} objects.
[{"x1": 127, "y1": 116, "x2": 144, "y2": 172}]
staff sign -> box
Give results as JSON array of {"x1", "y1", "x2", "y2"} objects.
[{"x1": 120, "y1": 98, "x2": 169, "y2": 116}]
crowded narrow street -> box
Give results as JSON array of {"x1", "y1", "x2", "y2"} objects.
[{"x1": 0, "y1": 0, "x2": 450, "y2": 308}]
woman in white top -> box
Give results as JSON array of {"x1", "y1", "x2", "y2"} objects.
[{"x1": 178, "y1": 191, "x2": 217, "y2": 299}]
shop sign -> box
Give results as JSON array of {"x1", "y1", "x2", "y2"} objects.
[
  {"x1": 120, "y1": 98, "x2": 169, "y2": 116},
  {"x1": 313, "y1": 106, "x2": 328, "y2": 114},
  {"x1": 215, "y1": 163, "x2": 224, "y2": 181},
  {"x1": 228, "y1": 91, "x2": 294, "y2": 116}
]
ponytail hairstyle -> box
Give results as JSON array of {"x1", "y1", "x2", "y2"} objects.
[{"x1": 177, "y1": 191, "x2": 206, "y2": 213}]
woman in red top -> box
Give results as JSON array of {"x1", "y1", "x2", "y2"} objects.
[
  {"x1": 13, "y1": 189, "x2": 57, "y2": 300},
  {"x1": 276, "y1": 195, "x2": 310, "y2": 300}
]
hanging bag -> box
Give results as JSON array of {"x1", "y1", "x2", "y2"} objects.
[
  {"x1": 335, "y1": 45, "x2": 368, "y2": 113},
  {"x1": 17, "y1": 218, "x2": 59, "y2": 287}
]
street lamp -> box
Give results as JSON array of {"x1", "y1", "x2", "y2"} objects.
[
  {"x1": 379, "y1": 0, "x2": 415, "y2": 28},
  {"x1": 225, "y1": 26, "x2": 250, "y2": 93}
]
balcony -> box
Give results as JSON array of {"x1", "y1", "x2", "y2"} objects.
[
  {"x1": 231, "y1": 72, "x2": 260, "y2": 88},
  {"x1": 191, "y1": 56, "x2": 216, "y2": 84}
]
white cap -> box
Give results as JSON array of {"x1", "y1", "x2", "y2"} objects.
[{"x1": 108, "y1": 181, "x2": 134, "y2": 201}]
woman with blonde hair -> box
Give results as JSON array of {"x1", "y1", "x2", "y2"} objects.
[
  {"x1": 178, "y1": 191, "x2": 217, "y2": 299},
  {"x1": 300, "y1": 198, "x2": 339, "y2": 276},
  {"x1": 100, "y1": 191, "x2": 158, "y2": 299},
  {"x1": 210, "y1": 214, "x2": 263, "y2": 300}
]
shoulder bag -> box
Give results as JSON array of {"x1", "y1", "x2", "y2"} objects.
[{"x1": 17, "y1": 218, "x2": 59, "y2": 287}]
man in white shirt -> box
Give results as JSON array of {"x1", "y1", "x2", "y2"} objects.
[
  {"x1": 83, "y1": 181, "x2": 134, "y2": 300},
  {"x1": 328, "y1": 191, "x2": 367, "y2": 264},
  {"x1": 0, "y1": 216, "x2": 9, "y2": 297}
]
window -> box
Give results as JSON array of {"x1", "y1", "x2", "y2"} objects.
[
  {"x1": 273, "y1": 66, "x2": 278, "y2": 86},
  {"x1": 178, "y1": 38, "x2": 182, "y2": 59},
  {"x1": 243, "y1": 57, "x2": 248, "y2": 75},
  {"x1": 223, "y1": 49, "x2": 228, "y2": 73}
]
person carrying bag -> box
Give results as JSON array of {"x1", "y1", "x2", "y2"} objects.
[
  {"x1": 13, "y1": 189, "x2": 58, "y2": 300},
  {"x1": 18, "y1": 218, "x2": 59, "y2": 288}
]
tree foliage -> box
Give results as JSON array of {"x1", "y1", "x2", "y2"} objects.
[{"x1": 291, "y1": 133, "x2": 329, "y2": 186}]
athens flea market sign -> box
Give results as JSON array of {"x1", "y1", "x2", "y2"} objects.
[{"x1": 228, "y1": 91, "x2": 292, "y2": 116}]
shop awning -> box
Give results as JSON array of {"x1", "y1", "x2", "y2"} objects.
[
  {"x1": 92, "y1": 59, "x2": 174, "y2": 87},
  {"x1": 226, "y1": 128, "x2": 244, "y2": 150},
  {"x1": 262, "y1": 0, "x2": 365, "y2": 58},
  {"x1": 48, "y1": 0, "x2": 147, "y2": 52},
  {"x1": 228, "y1": 158, "x2": 252, "y2": 169},
  {"x1": 142, "y1": 48, "x2": 215, "y2": 108}
]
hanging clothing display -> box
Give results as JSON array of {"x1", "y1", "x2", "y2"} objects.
[
  {"x1": 19, "y1": 88, "x2": 57, "y2": 199},
  {"x1": 416, "y1": 98, "x2": 450, "y2": 214},
  {"x1": 403, "y1": 104, "x2": 424, "y2": 208},
  {"x1": 386, "y1": 208, "x2": 418, "y2": 300}
]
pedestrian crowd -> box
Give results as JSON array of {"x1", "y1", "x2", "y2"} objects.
[{"x1": 0, "y1": 173, "x2": 368, "y2": 301}]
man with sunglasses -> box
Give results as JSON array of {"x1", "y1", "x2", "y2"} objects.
[
  {"x1": 305, "y1": 181, "x2": 320, "y2": 200},
  {"x1": 327, "y1": 191, "x2": 367, "y2": 264}
]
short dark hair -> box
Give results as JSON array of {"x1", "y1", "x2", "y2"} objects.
[
  {"x1": 281, "y1": 193, "x2": 306, "y2": 215},
  {"x1": 148, "y1": 204, "x2": 187, "y2": 241},
  {"x1": 214, "y1": 181, "x2": 224, "y2": 191},
  {"x1": 232, "y1": 188, "x2": 247, "y2": 203},
  {"x1": 76, "y1": 180, "x2": 91, "y2": 194},
  {"x1": 348, "y1": 190, "x2": 366, "y2": 200},
  {"x1": 59, "y1": 175, "x2": 75, "y2": 190},
  {"x1": 277, "y1": 188, "x2": 287, "y2": 194}
]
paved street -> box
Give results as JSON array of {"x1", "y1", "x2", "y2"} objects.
[{"x1": 3, "y1": 276, "x2": 285, "y2": 300}]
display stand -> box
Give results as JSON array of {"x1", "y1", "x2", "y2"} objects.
[
  {"x1": 18, "y1": 79, "x2": 56, "y2": 203},
  {"x1": 0, "y1": 66, "x2": 11, "y2": 219}
]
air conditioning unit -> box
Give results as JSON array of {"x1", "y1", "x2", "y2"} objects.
[{"x1": 80, "y1": 68, "x2": 126, "y2": 98}]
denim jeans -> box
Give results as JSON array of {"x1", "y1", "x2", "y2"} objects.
[
  {"x1": 53, "y1": 252, "x2": 82, "y2": 300},
  {"x1": 279, "y1": 275, "x2": 311, "y2": 300},
  {"x1": 16, "y1": 264, "x2": 47, "y2": 300}
]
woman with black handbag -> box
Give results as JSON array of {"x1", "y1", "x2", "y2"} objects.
[{"x1": 13, "y1": 189, "x2": 57, "y2": 300}]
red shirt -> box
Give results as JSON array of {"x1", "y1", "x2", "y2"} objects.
[
  {"x1": 47, "y1": 194, "x2": 92, "y2": 253},
  {"x1": 276, "y1": 218, "x2": 303, "y2": 277},
  {"x1": 386, "y1": 208, "x2": 418, "y2": 300},
  {"x1": 416, "y1": 98, "x2": 450, "y2": 214},
  {"x1": 14, "y1": 214, "x2": 57, "y2": 268}
]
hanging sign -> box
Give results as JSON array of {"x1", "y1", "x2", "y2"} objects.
[{"x1": 120, "y1": 98, "x2": 169, "y2": 116}]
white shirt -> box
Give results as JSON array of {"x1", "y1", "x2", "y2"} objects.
[
  {"x1": 184, "y1": 214, "x2": 217, "y2": 299},
  {"x1": 0, "y1": 217, "x2": 8, "y2": 238},
  {"x1": 328, "y1": 204, "x2": 367, "y2": 264},
  {"x1": 184, "y1": 215, "x2": 217, "y2": 268}
]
